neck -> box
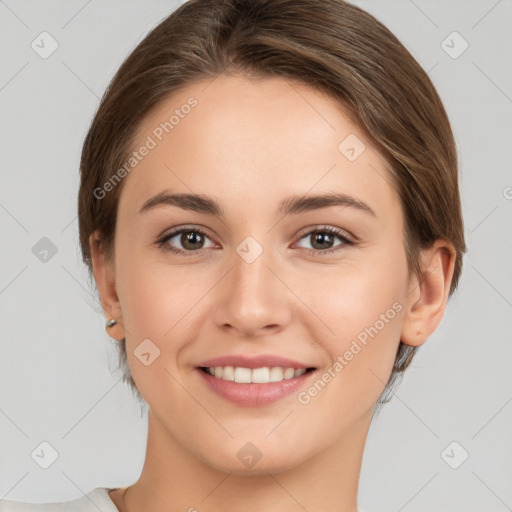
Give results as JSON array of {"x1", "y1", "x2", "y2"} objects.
[{"x1": 113, "y1": 408, "x2": 372, "y2": 512}]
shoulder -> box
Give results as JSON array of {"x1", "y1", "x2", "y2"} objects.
[{"x1": 0, "y1": 488, "x2": 119, "y2": 512}]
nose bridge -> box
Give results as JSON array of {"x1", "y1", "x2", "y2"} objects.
[
  {"x1": 213, "y1": 232, "x2": 291, "y2": 335},
  {"x1": 232, "y1": 234, "x2": 277, "y2": 307}
]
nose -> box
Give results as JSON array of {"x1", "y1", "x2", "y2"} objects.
[{"x1": 212, "y1": 242, "x2": 292, "y2": 339}]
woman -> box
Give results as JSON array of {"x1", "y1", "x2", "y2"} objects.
[{"x1": 1, "y1": 0, "x2": 466, "y2": 510}]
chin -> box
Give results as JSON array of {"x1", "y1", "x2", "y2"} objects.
[
  {"x1": 196, "y1": 438, "x2": 311, "y2": 476},
  {"x1": 209, "y1": 453, "x2": 303, "y2": 476}
]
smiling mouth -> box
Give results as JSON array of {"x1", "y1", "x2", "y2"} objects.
[{"x1": 198, "y1": 366, "x2": 316, "y2": 384}]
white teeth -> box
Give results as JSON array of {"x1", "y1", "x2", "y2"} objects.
[
  {"x1": 283, "y1": 368, "x2": 295, "y2": 379},
  {"x1": 269, "y1": 367, "x2": 284, "y2": 382},
  {"x1": 222, "y1": 366, "x2": 235, "y2": 381},
  {"x1": 234, "y1": 367, "x2": 252, "y2": 383},
  {"x1": 204, "y1": 366, "x2": 309, "y2": 383},
  {"x1": 251, "y1": 367, "x2": 270, "y2": 383}
]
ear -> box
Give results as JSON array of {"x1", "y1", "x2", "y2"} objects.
[
  {"x1": 401, "y1": 239, "x2": 456, "y2": 347},
  {"x1": 89, "y1": 230, "x2": 125, "y2": 341}
]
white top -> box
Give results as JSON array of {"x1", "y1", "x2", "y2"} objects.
[
  {"x1": 0, "y1": 488, "x2": 120, "y2": 512},
  {"x1": 0, "y1": 488, "x2": 366, "y2": 512}
]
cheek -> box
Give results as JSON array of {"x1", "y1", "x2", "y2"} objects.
[
  {"x1": 296, "y1": 251, "x2": 407, "y2": 391},
  {"x1": 295, "y1": 273, "x2": 405, "y2": 424},
  {"x1": 115, "y1": 245, "x2": 192, "y2": 332},
  {"x1": 115, "y1": 255, "x2": 194, "y2": 405},
  {"x1": 299, "y1": 261, "x2": 404, "y2": 339}
]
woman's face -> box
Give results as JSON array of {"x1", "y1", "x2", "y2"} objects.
[{"x1": 99, "y1": 74, "x2": 419, "y2": 473}]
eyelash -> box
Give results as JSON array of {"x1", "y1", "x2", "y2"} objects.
[{"x1": 155, "y1": 225, "x2": 356, "y2": 257}]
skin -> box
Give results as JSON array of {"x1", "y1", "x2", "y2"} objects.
[{"x1": 89, "y1": 73, "x2": 456, "y2": 512}]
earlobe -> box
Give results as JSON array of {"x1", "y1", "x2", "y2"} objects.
[
  {"x1": 89, "y1": 231, "x2": 125, "y2": 340},
  {"x1": 400, "y1": 240, "x2": 456, "y2": 347}
]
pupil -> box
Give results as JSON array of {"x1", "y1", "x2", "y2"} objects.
[
  {"x1": 183, "y1": 231, "x2": 203, "y2": 250},
  {"x1": 313, "y1": 232, "x2": 332, "y2": 249}
]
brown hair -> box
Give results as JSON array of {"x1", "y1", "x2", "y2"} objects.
[{"x1": 78, "y1": 0, "x2": 466, "y2": 410}]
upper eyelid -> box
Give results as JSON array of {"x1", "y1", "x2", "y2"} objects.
[
  {"x1": 161, "y1": 225, "x2": 216, "y2": 242},
  {"x1": 295, "y1": 225, "x2": 354, "y2": 241}
]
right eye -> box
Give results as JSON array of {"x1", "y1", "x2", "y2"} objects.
[{"x1": 156, "y1": 226, "x2": 217, "y2": 255}]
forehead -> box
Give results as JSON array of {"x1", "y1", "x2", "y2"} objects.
[{"x1": 119, "y1": 74, "x2": 400, "y2": 223}]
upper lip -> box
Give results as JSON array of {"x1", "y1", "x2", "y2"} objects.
[{"x1": 197, "y1": 354, "x2": 316, "y2": 370}]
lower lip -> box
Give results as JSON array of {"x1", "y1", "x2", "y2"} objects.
[{"x1": 196, "y1": 368, "x2": 316, "y2": 406}]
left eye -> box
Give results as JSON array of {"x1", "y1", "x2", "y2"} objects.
[{"x1": 295, "y1": 226, "x2": 355, "y2": 253}]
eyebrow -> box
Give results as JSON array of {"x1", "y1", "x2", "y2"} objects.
[{"x1": 138, "y1": 189, "x2": 376, "y2": 218}]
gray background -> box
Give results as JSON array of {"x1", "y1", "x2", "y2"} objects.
[{"x1": 1, "y1": 0, "x2": 511, "y2": 511}]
